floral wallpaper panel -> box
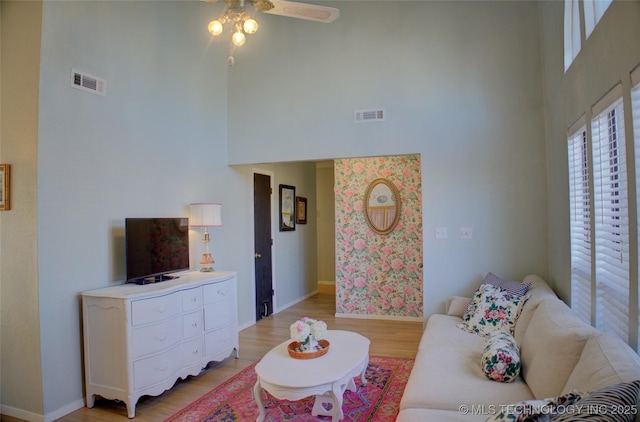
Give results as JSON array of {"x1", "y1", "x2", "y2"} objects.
[{"x1": 335, "y1": 155, "x2": 423, "y2": 318}]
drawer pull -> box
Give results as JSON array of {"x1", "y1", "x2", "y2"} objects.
[
  {"x1": 192, "y1": 322, "x2": 198, "y2": 328},
  {"x1": 157, "y1": 363, "x2": 170, "y2": 372},
  {"x1": 155, "y1": 335, "x2": 168, "y2": 342},
  {"x1": 192, "y1": 349, "x2": 199, "y2": 355},
  {"x1": 217, "y1": 288, "x2": 229, "y2": 296},
  {"x1": 154, "y1": 305, "x2": 168, "y2": 314},
  {"x1": 191, "y1": 297, "x2": 198, "y2": 303}
]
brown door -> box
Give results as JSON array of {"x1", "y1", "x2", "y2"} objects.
[{"x1": 254, "y1": 173, "x2": 273, "y2": 321}]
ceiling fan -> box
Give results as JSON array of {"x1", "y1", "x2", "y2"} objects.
[{"x1": 203, "y1": 0, "x2": 339, "y2": 65}]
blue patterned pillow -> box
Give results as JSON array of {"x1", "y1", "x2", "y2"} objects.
[
  {"x1": 482, "y1": 330, "x2": 521, "y2": 383},
  {"x1": 484, "y1": 272, "x2": 532, "y2": 296},
  {"x1": 485, "y1": 391, "x2": 584, "y2": 422},
  {"x1": 549, "y1": 380, "x2": 640, "y2": 421}
]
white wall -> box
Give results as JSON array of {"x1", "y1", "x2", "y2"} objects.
[{"x1": 227, "y1": 1, "x2": 549, "y2": 314}]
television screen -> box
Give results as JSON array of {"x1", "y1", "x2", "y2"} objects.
[{"x1": 125, "y1": 218, "x2": 190, "y2": 283}]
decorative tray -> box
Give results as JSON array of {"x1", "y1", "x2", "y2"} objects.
[{"x1": 287, "y1": 339, "x2": 330, "y2": 359}]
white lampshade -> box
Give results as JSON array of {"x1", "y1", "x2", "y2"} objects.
[{"x1": 190, "y1": 203, "x2": 222, "y2": 227}]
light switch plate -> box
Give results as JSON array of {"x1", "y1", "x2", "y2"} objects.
[
  {"x1": 435, "y1": 227, "x2": 448, "y2": 239},
  {"x1": 459, "y1": 227, "x2": 473, "y2": 239}
]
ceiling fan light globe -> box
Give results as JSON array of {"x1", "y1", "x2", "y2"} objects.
[
  {"x1": 232, "y1": 30, "x2": 246, "y2": 46},
  {"x1": 208, "y1": 20, "x2": 224, "y2": 36},
  {"x1": 243, "y1": 18, "x2": 258, "y2": 35}
]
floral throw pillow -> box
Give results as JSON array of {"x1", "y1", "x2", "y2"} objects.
[
  {"x1": 482, "y1": 330, "x2": 521, "y2": 383},
  {"x1": 458, "y1": 284, "x2": 530, "y2": 336},
  {"x1": 485, "y1": 391, "x2": 584, "y2": 422}
]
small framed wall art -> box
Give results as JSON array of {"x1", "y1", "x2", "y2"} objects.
[
  {"x1": 279, "y1": 184, "x2": 296, "y2": 231},
  {"x1": 296, "y1": 196, "x2": 307, "y2": 224},
  {"x1": 0, "y1": 164, "x2": 10, "y2": 211}
]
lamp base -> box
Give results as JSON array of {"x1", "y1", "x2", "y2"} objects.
[{"x1": 200, "y1": 252, "x2": 215, "y2": 272}]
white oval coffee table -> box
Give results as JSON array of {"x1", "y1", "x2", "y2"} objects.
[{"x1": 253, "y1": 330, "x2": 370, "y2": 422}]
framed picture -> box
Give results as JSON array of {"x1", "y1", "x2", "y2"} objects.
[
  {"x1": 296, "y1": 196, "x2": 307, "y2": 224},
  {"x1": 279, "y1": 184, "x2": 296, "y2": 231},
  {"x1": 0, "y1": 164, "x2": 10, "y2": 211}
]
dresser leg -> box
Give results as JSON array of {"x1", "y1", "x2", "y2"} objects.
[{"x1": 85, "y1": 393, "x2": 95, "y2": 408}]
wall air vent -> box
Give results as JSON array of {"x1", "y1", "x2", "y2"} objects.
[
  {"x1": 71, "y1": 69, "x2": 107, "y2": 96},
  {"x1": 354, "y1": 109, "x2": 385, "y2": 123}
]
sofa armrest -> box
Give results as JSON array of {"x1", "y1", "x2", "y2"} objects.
[{"x1": 445, "y1": 296, "x2": 472, "y2": 317}]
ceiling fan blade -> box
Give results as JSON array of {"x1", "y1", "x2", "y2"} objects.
[{"x1": 263, "y1": 0, "x2": 339, "y2": 23}]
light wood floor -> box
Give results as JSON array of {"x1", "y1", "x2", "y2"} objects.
[{"x1": 8, "y1": 292, "x2": 424, "y2": 422}]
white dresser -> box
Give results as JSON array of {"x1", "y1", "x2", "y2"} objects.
[{"x1": 81, "y1": 271, "x2": 238, "y2": 418}]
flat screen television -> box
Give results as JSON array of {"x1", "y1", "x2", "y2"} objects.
[{"x1": 125, "y1": 217, "x2": 190, "y2": 284}]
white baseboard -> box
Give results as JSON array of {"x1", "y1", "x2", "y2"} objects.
[
  {"x1": 1, "y1": 403, "x2": 44, "y2": 422},
  {"x1": 43, "y1": 399, "x2": 85, "y2": 422},
  {"x1": 275, "y1": 289, "x2": 318, "y2": 313},
  {"x1": 335, "y1": 312, "x2": 424, "y2": 322}
]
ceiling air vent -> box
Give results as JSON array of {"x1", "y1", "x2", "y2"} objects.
[
  {"x1": 354, "y1": 109, "x2": 385, "y2": 123},
  {"x1": 71, "y1": 69, "x2": 107, "y2": 96}
]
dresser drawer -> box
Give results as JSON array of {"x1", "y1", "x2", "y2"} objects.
[
  {"x1": 131, "y1": 293, "x2": 181, "y2": 327},
  {"x1": 204, "y1": 323, "x2": 236, "y2": 358},
  {"x1": 183, "y1": 310, "x2": 202, "y2": 340},
  {"x1": 182, "y1": 287, "x2": 202, "y2": 313},
  {"x1": 203, "y1": 279, "x2": 235, "y2": 305},
  {"x1": 182, "y1": 337, "x2": 203, "y2": 367},
  {"x1": 203, "y1": 300, "x2": 234, "y2": 331},
  {"x1": 133, "y1": 344, "x2": 182, "y2": 390},
  {"x1": 131, "y1": 317, "x2": 182, "y2": 359}
]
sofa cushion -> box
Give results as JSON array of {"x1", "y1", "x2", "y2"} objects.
[
  {"x1": 520, "y1": 298, "x2": 597, "y2": 399},
  {"x1": 513, "y1": 275, "x2": 558, "y2": 345},
  {"x1": 446, "y1": 295, "x2": 473, "y2": 317},
  {"x1": 551, "y1": 380, "x2": 640, "y2": 421},
  {"x1": 562, "y1": 331, "x2": 640, "y2": 394},
  {"x1": 482, "y1": 330, "x2": 521, "y2": 383},
  {"x1": 418, "y1": 313, "x2": 484, "y2": 353},
  {"x1": 458, "y1": 284, "x2": 530, "y2": 337},
  {"x1": 396, "y1": 408, "x2": 487, "y2": 422},
  {"x1": 403, "y1": 315, "x2": 535, "y2": 412}
]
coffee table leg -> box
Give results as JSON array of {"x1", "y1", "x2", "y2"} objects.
[
  {"x1": 330, "y1": 384, "x2": 345, "y2": 422},
  {"x1": 253, "y1": 379, "x2": 266, "y2": 422},
  {"x1": 360, "y1": 355, "x2": 369, "y2": 386}
]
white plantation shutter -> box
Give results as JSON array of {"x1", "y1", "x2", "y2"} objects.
[
  {"x1": 591, "y1": 89, "x2": 630, "y2": 344},
  {"x1": 633, "y1": 67, "x2": 640, "y2": 350},
  {"x1": 568, "y1": 122, "x2": 592, "y2": 325}
]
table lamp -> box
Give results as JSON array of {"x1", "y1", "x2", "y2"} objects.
[{"x1": 189, "y1": 202, "x2": 222, "y2": 272}]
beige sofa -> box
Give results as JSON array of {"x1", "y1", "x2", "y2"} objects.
[{"x1": 397, "y1": 275, "x2": 640, "y2": 421}]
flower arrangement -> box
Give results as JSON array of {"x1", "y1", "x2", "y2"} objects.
[{"x1": 290, "y1": 317, "x2": 327, "y2": 351}]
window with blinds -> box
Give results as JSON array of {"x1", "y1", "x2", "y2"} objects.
[
  {"x1": 564, "y1": 0, "x2": 581, "y2": 72},
  {"x1": 591, "y1": 90, "x2": 629, "y2": 344},
  {"x1": 632, "y1": 67, "x2": 640, "y2": 351},
  {"x1": 568, "y1": 124, "x2": 591, "y2": 325},
  {"x1": 583, "y1": 0, "x2": 613, "y2": 39}
]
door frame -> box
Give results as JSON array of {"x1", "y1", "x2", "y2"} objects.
[{"x1": 252, "y1": 168, "x2": 277, "y2": 316}]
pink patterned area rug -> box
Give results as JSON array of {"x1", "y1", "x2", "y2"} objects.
[{"x1": 165, "y1": 355, "x2": 414, "y2": 422}]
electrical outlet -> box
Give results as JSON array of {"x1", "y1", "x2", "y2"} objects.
[
  {"x1": 459, "y1": 227, "x2": 473, "y2": 239},
  {"x1": 435, "y1": 227, "x2": 448, "y2": 239}
]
